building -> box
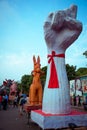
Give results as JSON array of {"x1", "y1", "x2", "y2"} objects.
[{"x1": 70, "y1": 75, "x2": 87, "y2": 102}]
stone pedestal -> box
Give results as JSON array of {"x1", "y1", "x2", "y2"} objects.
[{"x1": 31, "y1": 109, "x2": 87, "y2": 129}]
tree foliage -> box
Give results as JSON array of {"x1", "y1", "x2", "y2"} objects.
[
  {"x1": 40, "y1": 66, "x2": 47, "y2": 90},
  {"x1": 76, "y1": 67, "x2": 87, "y2": 76},
  {"x1": 17, "y1": 64, "x2": 87, "y2": 94},
  {"x1": 83, "y1": 50, "x2": 87, "y2": 58},
  {"x1": 20, "y1": 74, "x2": 33, "y2": 94},
  {"x1": 66, "y1": 64, "x2": 77, "y2": 81}
]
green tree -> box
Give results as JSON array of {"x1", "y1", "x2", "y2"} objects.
[
  {"x1": 76, "y1": 67, "x2": 87, "y2": 76},
  {"x1": 41, "y1": 66, "x2": 47, "y2": 90},
  {"x1": 16, "y1": 82, "x2": 21, "y2": 92},
  {"x1": 21, "y1": 74, "x2": 33, "y2": 94},
  {"x1": 66, "y1": 64, "x2": 77, "y2": 81},
  {"x1": 83, "y1": 50, "x2": 87, "y2": 58}
]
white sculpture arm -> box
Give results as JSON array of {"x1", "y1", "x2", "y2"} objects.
[{"x1": 42, "y1": 5, "x2": 82, "y2": 114}]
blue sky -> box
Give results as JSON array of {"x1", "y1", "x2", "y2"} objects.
[{"x1": 0, "y1": 0, "x2": 87, "y2": 85}]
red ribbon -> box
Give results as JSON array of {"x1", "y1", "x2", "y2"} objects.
[{"x1": 47, "y1": 51, "x2": 65, "y2": 88}]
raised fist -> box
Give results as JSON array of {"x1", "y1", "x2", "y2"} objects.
[{"x1": 44, "y1": 5, "x2": 82, "y2": 53}]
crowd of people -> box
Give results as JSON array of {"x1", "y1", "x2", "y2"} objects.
[
  {"x1": 0, "y1": 92, "x2": 29, "y2": 116},
  {"x1": 71, "y1": 95, "x2": 87, "y2": 107},
  {"x1": 1, "y1": 91, "x2": 87, "y2": 114}
]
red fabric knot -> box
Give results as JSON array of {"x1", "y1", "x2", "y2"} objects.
[{"x1": 47, "y1": 51, "x2": 65, "y2": 88}]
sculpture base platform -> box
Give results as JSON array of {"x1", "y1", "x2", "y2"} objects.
[
  {"x1": 23, "y1": 103, "x2": 42, "y2": 112},
  {"x1": 31, "y1": 109, "x2": 87, "y2": 129},
  {"x1": 23, "y1": 104, "x2": 42, "y2": 124}
]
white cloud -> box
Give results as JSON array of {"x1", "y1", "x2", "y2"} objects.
[
  {"x1": 0, "y1": 51, "x2": 47, "y2": 85},
  {"x1": 0, "y1": 52, "x2": 32, "y2": 68},
  {"x1": 0, "y1": 52, "x2": 32, "y2": 83}
]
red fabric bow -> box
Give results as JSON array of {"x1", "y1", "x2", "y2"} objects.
[{"x1": 47, "y1": 51, "x2": 65, "y2": 88}]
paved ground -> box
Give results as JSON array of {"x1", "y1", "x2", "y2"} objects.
[
  {"x1": 0, "y1": 105, "x2": 87, "y2": 130},
  {"x1": 0, "y1": 106, "x2": 40, "y2": 130}
]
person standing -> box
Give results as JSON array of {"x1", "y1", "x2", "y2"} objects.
[
  {"x1": 77, "y1": 95, "x2": 81, "y2": 106},
  {"x1": 85, "y1": 96, "x2": 87, "y2": 104},
  {"x1": 2, "y1": 93, "x2": 8, "y2": 110},
  {"x1": 0, "y1": 94, "x2": 2, "y2": 110},
  {"x1": 19, "y1": 95, "x2": 25, "y2": 116},
  {"x1": 73, "y1": 96, "x2": 76, "y2": 106},
  {"x1": 13, "y1": 96, "x2": 18, "y2": 108}
]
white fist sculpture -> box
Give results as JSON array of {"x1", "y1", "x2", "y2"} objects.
[{"x1": 42, "y1": 5, "x2": 82, "y2": 114}]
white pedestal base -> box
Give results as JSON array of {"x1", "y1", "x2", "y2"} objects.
[{"x1": 31, "y1": 109, "x2": 87, "y2": 129}]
